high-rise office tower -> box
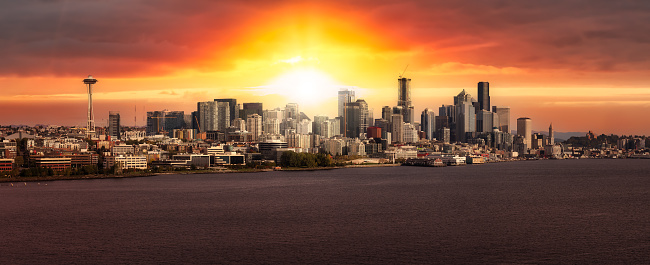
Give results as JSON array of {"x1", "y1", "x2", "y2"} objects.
[
  {"x1": 197, "y1": 101, "x2": 217, "y2": 132},
  {"x1": 435, "y1": 115, "x2": 449, "y2": 137},
  {"x1": 263, "y1": 118, "x2": 280, "y2": 135},
  {"x1": 214, "y1": 98, "x2": 237, "y2": 123},
  {"x1": 405, "y1": 106, "x2": 415, "y2": 124},
  {"x1": 241, "y1": 103, "x2": 263, "y2": 120},
  {"x1": 231, "y1": 118, "x2": 246, "y2": 131},
  {"x1": 344, "y1": 99, "x2": 369, "y2": 138},
  {"x1": 338, "y1": 89, "x2": 356, "y2": 119},
  {"x1": 421, "y1": 109, "x2": 435, "y2": 140},
  {"x1": 517, "y1": 117, "x2": 532, "y2": 150},
  {"x1": 492, "y1": 106, "x2": 511, "y2": 133},
  {"x1": 548, "y1": 123, "x2": 554, "y2": 146},
  {"x1": 285, "y1": 103, "x2": 299, "y2": 121},
  {"x1": 477, "y1": 82, "x2": 490, "y2": 112},
  {"x1": 146, "y1": 110, "x2": 185, "y2": 136},
  {"x1": 391, "y1": 114, "x2": 404, "y2": 143},
  {"x1": 197, "y1": 101, "x2": 229, "y2": 132},
  {"x1": 454, "y1": 90, "x2": 476, "y2": 142},
  {"x1": 108, "y1": 111, "x2": 120, "y2": 140},
  {"x1": 397, "y1": 77, "x2": 411, "y2": 108},
  {"x1": 374, "y1": 119, "x2": 390, "y2": 139},
  {"x1": 476, "y1": 110, "x2": 494, "y2": 133},
  {"x1": 83, "y1": 75, "x2": 97, "y2": 138},
  {"x1": 381, "y1": 106, "x2": 391, "y2": 120},
  {"x1": 216, "y1": 102, "x2": 230, "y2": 131},
  {"x1": 247, "y1": 114, "x2": 262, "y2": 142},
  {"x1": 312, "y1": 115, "x2": 329, "y2": 136},
  {"x1": 397, "y1": 77, "x2": 414, "y2": 123}
]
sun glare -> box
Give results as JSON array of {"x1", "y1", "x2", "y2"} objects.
[{"x1": 263, "y1": 68, "x2": 340, "y2": 105}]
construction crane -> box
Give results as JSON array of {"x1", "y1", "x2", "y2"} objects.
[
  {"x1": 194, "y1": 115, "x2": 202, "y2": 133},
  {"x1": 148, "y1": 115, "x2": 174, "y2": 134},
  {"x1": 399, "y1": 64, "x2": 409, "y2": 78}
]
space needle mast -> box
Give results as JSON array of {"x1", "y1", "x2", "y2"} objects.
[{"x1": 83, "y1": 75, "x2": 97, "y2": 138}]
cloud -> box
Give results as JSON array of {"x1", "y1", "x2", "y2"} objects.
[
  {"x1": 1, "y1": 0, "x2": 649, "y2": 78},
  {"x1": 421, "y1": 62, "x2": 525, "y2": 76}
]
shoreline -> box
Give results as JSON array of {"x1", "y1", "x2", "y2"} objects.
[
  {"x1": 0, "y1": 164, "x2": 394, "y2": 183},
  {"x1": 0, "y1": 158, "x2": 606, "y2": 184}
]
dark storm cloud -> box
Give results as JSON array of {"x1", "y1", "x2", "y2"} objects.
[
  {"x1": 355, "y1": 0, "x2": 650, "y2": 71},
  {"x1": 0, "y1": 0, "x2": 263, "y2": 77},
  {"x1": 1, "y1": 0, "x2": 648, "y2": 77}
]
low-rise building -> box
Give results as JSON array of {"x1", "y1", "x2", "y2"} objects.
[
  {"x1": 33, "y1": 157, "x2": 72, "y2": 171},
  {"x1": 0, "y1": 159, "x2": 14, "y2": 171},
  {"x1": 104, "y1": 155, "x2": 147, "y2": 170}
]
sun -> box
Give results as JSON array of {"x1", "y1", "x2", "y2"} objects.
[{"x1": 264, "y1": 68, "x2": 340, "y2": 105}]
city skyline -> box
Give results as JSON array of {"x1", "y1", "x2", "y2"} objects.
[{"x1": 1, "y1": 1, "x2": 649, "y2": 135}]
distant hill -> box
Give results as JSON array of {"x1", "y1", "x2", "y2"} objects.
[{"x1": 510, "y1": 130, "x2": 587, "y2": 142}]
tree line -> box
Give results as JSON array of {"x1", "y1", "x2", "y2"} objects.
[{"x1": 280, "y1": 151, "x2": 333, "y2": 168}]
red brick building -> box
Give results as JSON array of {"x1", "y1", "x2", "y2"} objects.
[{"x1": 367, "y1": 127, "x2": 382, "y2": 139}]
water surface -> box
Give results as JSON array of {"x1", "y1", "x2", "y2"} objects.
[{"x1": 2, "y1": 159, "x2": 649, "y2": 264}]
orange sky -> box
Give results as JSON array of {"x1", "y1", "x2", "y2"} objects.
[{"x1": 0, "y1": 1, "x2": 649, "y2": 135}]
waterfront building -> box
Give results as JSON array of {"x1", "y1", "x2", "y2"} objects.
[
  {"x1": 33, "y1": 157, "x2": 72, "y2": 171},
  {"x1": 104, "y1": 155, "x2": 147, "y2": 170},
  {"x1": 0, "y1": 159, "x2": 15, "y2": 171},
  {"x1": 259, "y1": 140, "x2": 289, "y2": 160},
  {"x1": 517, "y1": 117, "x2": 532, "y2": 150}
]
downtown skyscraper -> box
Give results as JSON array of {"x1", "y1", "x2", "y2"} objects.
[
  {"x1": 477, "y1": 82, "x2": 490, "y2": 112},
  {"x1": 108, "y1": 111, "x2": 120, "y2": 140},
  {"x1": 397, "y1": 77, "x2": 415, "y2": 124},
  {"x1": 421, "y1": 108, "x2": 435, "y2": 140}
]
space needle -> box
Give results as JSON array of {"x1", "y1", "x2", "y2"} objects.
[{"x1": 83, "y1": 75, "x2": 97, "y2": 138}]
